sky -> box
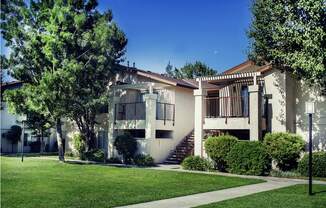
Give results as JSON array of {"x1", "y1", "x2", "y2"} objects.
[{"x1": 1, "y1": 0, "x2": 253, "y2": 75}]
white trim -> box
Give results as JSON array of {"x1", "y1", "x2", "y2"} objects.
[{"x1": 196, "y1": 72, "x2": 262, "y2": 82}]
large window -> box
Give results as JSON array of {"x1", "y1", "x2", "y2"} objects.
[{"x1": 156, "y1": 130, "x2": 173, "y2": 139}]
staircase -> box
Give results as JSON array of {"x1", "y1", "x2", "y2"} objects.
[{"x1": 164, "y1": 130, "x2": 194, "y2": 164}]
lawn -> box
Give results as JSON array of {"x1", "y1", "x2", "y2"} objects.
[
  {"x1": 197, "y1": 184, "x2": 326, "y2": 208},
  {"x1": 1, "y1": 156, "x2": 263, "y2": 208}
]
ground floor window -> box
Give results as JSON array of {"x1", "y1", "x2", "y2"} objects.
[{"x1": 156, "y1": 130, "x2": 173, "y2": 139}]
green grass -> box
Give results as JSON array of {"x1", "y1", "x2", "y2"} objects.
[
  {"x1": 1, "y1": 156, "x2": 263, "y2": 208},
  {"x1": 197, "y1": 184, "x2": 326, "y2": 208}
]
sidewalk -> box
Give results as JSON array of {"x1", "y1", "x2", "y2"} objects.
[{"x1": 116, "y1": 164, "x2": 326, "y2": 208}]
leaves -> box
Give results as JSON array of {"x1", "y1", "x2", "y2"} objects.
[
  {"x1": 165, "y1": 61, "x2": 217, "y2": 79},
  {"x1": 248, "y1": 0, "x2": 326, "y2": 88}
]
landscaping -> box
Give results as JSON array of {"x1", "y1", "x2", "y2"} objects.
[
  {"x1": 1, "y1": 156, "x2": 263, "y2": 208},
  {"x1": 197, "y1": 184, "x2": 326, "y2": 208}
]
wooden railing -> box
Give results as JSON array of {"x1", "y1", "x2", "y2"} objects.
[
  {"x1": 156, "y1": 102, "x2": 175, "y2": 125},
  {"x1": 205, "y1": 96, "x2": 249, "y2": 118}
]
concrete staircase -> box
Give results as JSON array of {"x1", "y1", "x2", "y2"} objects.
[{"x1": 164, "y1": 130, "x2": 194, "y2": 164}]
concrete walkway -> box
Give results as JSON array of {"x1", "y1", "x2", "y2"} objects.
[{"x1": 116, "y1": 164, "x2": 326, "y2": 208}]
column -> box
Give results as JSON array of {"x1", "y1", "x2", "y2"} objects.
[
  {"x1": 107, "y1": 92, "x2": 119, "y2": 159},
  {"x1": 143, "y1": 93, "x2": 158, "y2": 156},
  {"x1": 249, "y1": 85, "x2": 262, "y2": 141},
  {"x1": 194, "y1": 81, "x2": 207, "y2": 157}
]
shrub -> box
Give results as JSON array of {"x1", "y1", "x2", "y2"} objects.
[
  {"x1": 134, "y1": 154, "x2": 155, "y2": 167},
  {"x1": 227, "y1": 141, "x2": 271, "y2": 175},
  {"x1": 263, "y1": 132, "x2": 305, "y2": 171},
  {"x1": 113, "y1": 133, "x2": 138, "y2": 164},
  {"x1": 270, "y1": 170, "x2": 301, "y2": 178},
  {"x1": 205, "y1": 135, "x2": 238, "y2": 171},
  {"x1": 72, "y1": 133, "x2": 86, "y2": 159},
  {"x1": 107, "y1": 157, "x2": 122, "y2": 164},
  {"x1": 181, "y1": 156, "x2": 213, "y2": 171},
  {"x1": 84, "y1": 149, "x2": 105, "y2": 162},
  {"x1": 298, "y1": 151, "x2": 326, "y2": 177}
]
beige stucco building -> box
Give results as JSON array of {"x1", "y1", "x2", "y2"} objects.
[{"x1": 194, "y1": 61, "x2": 326, "y2": 157}]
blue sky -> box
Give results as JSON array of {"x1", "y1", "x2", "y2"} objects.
[{"x1": 1, "y1": 0, "x2": 253, "y2": 75}]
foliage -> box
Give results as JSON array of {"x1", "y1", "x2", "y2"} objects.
[
  {"x1": 84, "y1": 149, "x2": 105, "y2": 162},
  {"x1": 270, "y1": 170, "x2": 301, "y2": 178},
  {"x1": 1, "y1": 0, "x2": 127, "y2": 160},
  {"x1": 134, "y1": 154, "x2": 155, "y2": 167},
  {"x1": 72, "y1": 133, "x2": 86, "y2": 159},
  {"x1": 248, "y1": 0, "x2": 326, "y2": 89},
  {"x1": 263, "y1": 132, "x2": 305, "y2": 171},
  {"x1": 3, "y1": 125, "x2": 22, "y2": 144},
  {"x1": 205, "y1": 135, "x2": 238, "y2": 171},
  {"x1": 165, "y1": 61, "x2": 217, "y2": 79},
  {"x1": 298, "y1": 151, "x2": 326, "y2": 177},
  {"x1": 227, "y1": 141, "x2": 271, "y2": 175},
  {"x1": 181, "y1": 156, "x2": 213, "y2": 171},
  {"x1": 107, "y1": 157, "x2": 122, "y2": 164},
  {"x1": 113, "y1": 133, "x2": 138, "y2": 164}
]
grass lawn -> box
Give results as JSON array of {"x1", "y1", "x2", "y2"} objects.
[
  {"x1": 1, "y1": 156, "x2": 263, "y2": 208},
  {"x1": 197, "y1": 184, "x2": 326, "y2": 208}
]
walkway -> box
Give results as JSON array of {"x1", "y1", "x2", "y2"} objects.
[{"x1": 116, "y1": 164, "x2": 326, "y2": 208}]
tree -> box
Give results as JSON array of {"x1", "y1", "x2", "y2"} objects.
[
  {"x1": 3, "y1": 125, "x2": 22, "y2": 152},
  {"x1": 165, "y1": 61, "x2": 217, "y2": 79},
  {"x1": 248, "y1": 0, "x2": 326, "y2": 89},
  {"x1": 1, "y1": 0, "x2": 127, "y2": 161}
]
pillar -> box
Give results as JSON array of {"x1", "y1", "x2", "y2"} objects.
[
  {"x1": 107, "y1": 92, "x2": 119, "y2": 159},
  {"x1": 194, "y1": 81, "x2": 207, "y2": 157},
  {"x1": 143, "y1": 93, "x2": 158, "y2": 156},
  {"x1": 249, "y1": 85, "x2": 262, "y2": 141}
]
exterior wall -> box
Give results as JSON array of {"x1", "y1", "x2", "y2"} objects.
[
  {"x1": 294, "y1": 81, "x2": 326, "y2": 150},
  {"x1": 263, "y1": 69, "x2": 287, "y2": 132}
]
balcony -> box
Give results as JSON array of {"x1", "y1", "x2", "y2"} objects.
[
  {"x1": 115, "y1": 102, "x2": 146, "y2": 120},
  {"x1": 206, "y1": 96, "x2": 249, "y2": 118},
  {"x1": 204, "y1": 96, "x2": 250, "y2": 130}
]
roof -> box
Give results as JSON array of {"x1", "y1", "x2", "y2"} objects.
[
  {"x1": 223, "y1": 60, "x2": 272, "y2": 75},
  {"x1": 119, "y1": 65, "x2": 198, "y2": 89}
]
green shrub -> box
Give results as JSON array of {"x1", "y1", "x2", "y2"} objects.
[
  {"x1": 134, "y1": 154, "x2": 155, "y2": 167},
  {"x1": 270, "y1": 170, "x2": 301, "y2": 178},
  {"x1": 64, "y1": 151, "x2": 75, "y2": 157},
  {"x1": 181, "y1": 156, "x2": 213, "y2": 171},
  {"x1": 84, "y1": 149, "x2": 105, "y2": 162},
  {"x1": 227, "y1": 141, "x2": 271, "y2": 175},
  {"x1": 263, "y1": 132, "x2": 305, "y2": 171},
  {"x1": 107, "y1": 157, "x2": 122, "y2": 164},
  {"x1": 113, "y1": 133, "x2": 138, "y2": 164},
  {"x1": 205, "y1": 135, "x2": 238, "y2": 171},
  {"x1": 72, "y1": 133, "x2": 86, "y2": 159},
  {"x1": 298, "y1": 151, "x2": 326, "y2": 177}
]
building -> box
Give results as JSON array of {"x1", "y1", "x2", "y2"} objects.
[
  {"x1": 194, "y1": 61, "x2": 326, "y2": 157},
  {"x1": 0, "y1": 81, "x2": 56, "y2": 153}
]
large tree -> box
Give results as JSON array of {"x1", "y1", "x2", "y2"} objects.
[
  {"x1": 1, "y1": 0, "x2": 127, "y2": 160},
  {"x1": 248, "y1": 0, "x2": 326, "y2": 89},
  {"x1": 165, "y1": 61, "x2": 217, "y2": 79}
]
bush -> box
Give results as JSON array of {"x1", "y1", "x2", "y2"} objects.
[
  {"x1": 107, "y1": 157, "x2": 122, "y2": 164},
  {"x1": 270, "y1": 170, "x2": 301, "y2": 178},
  {"x1": 72, "y1": 133, "x2": 86, "y2": 159},
  {"x1": 227, "y1": 141, "x2": 271, "y2": 175},
  {"x1": 114, "y1": 133, "x2": 138, "y2": 164},
  {"x1": 205, "y1": 135, "x2": 238, "y2": 171},
  {"x1": 181, "y1": 156, "x2": 213, "y2": 171},
  {"x1": 263, "y1": 132, "x2": 305, "y2": 171},
  {"x1": 134, "y1": 154, "x2": 155, "y2": 167},
  {"x1": 84, "y1": 149, "x2": 105, "y2": 162},
  {"x1": 298, "y1": 151, "x2": 326, "y2": 177}
]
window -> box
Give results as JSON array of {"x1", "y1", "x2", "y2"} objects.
[
  {"x1": 156, "y1": 130, "x2": 173, "y2": 139},
  {"x1": 97, "y1": 131, "x2": 108, "y2": 149},
  {"x1": 124, "y1": 129, "x2": 145, "y2": 138},
  {"x1": 241, "y1": 86, "x2": 249, "y2": 117}
]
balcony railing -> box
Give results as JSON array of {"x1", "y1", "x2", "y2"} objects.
[
  {"x1": 156, "y1": 102, "x2": 175, "y2": 125},
  {"x1": 205, "y1": 96, "x2": 249, "y2": 118},
  {"x1": 115, "y1": 102, "x2": 146, "y2": 120}
]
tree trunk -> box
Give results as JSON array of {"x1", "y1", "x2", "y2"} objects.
[
  {"x1": 56, "y1": 118, "x2": 65, "y2": 161},
  {"x1": 40, "y1": 129, "x2": 44, "y2": 154}
]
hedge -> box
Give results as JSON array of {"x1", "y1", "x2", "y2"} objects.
[
  {"x1": 227, "y1": 141, "x2": 271, "y2": 176},
  {"x1": 181, "y1": 156, "x2": 213, "y2": 171},
  {"x1": 205, "y1": 135, "x2": 238, "y2": 171},
  {"x1": 263, "y1": 132, "x2": 305, "y2": 171},
  {"x1": 298, "y1": 151, "x2": 326, "y2": 177}
]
